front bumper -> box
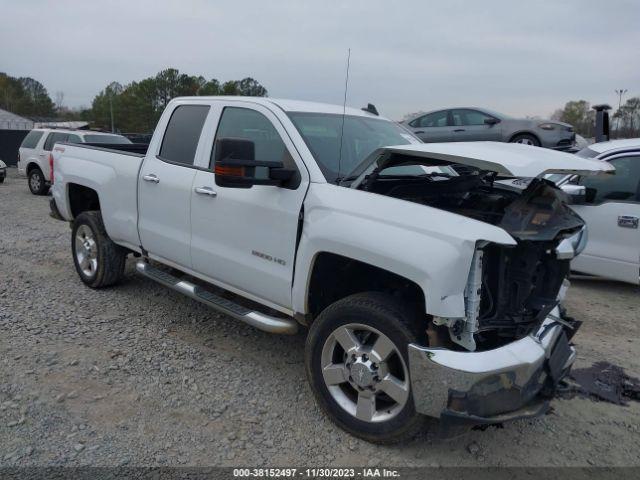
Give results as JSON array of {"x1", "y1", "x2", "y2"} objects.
[{"x1": 408, "y1": 309, "x2": 575, "y2": 433}]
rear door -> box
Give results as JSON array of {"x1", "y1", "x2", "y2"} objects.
[
  {"x1": 18, "y1": 130, "x2": 45, "y2": 173},
  {"x1": 571, "y1": 153, "x2": 640, "y2": 284},
  {"x1": 40, "y1": 132, "x2": 70, "y2": 178},
  {"x1": 190, "y1": 101, "x2": 309, "y2": 311},
  {"x1": 138, "y1": 103, "x2": 210, "y2": 269},
  {"x1": 450, "y1": 109, "x2": 502, "y2": 142},
  {"x1": 407, "y1": 110, "x2": 454, "y2": 143}
]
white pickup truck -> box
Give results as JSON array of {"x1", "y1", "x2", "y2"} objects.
[{"x1": 50, "y1": 96, "x2": 612, "y2": 443}]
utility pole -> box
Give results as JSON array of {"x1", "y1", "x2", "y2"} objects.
[
  {"x1": 109, "y1": 93, "x2": 115, "y2": 133},
  {"x1": 614, "y1": 88, "x2": 627, "y2": 137}
]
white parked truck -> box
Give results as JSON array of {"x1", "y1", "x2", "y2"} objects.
[{"x1": 50, "y1": 97, "x2": 612, "y2": 443}]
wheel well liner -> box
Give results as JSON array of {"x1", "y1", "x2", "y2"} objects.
[
  {"x1": 307, "y1": 252, "x2": 426, "y2": 321},
  {"x1": 26, "y1": 162, "x2": 41, "y2": 174},
  {"x1": 68, "y1": 184, "x2": 101, "y2": 218}
]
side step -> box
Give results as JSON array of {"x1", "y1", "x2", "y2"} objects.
[{"x1": 136, "y1": 261, "x2": 298, "y2": 335}]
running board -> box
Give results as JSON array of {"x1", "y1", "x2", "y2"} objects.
[{"x1": 136, "y1": 261, "x2": 298, "y2": 335}]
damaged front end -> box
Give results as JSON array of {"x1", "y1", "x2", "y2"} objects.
[
  {"x1": 461, "y1": 179, "x2": 587, "y2": 350},
  {"x1": 409, "y1": 310, "x2": 579, "y2": 436},
  {"x1": 348, "y1": 145, "x2": 602, "y2": 430}
]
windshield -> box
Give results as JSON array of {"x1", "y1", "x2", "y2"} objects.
[
  {"x1": 84, "y1": 134, "x2": 132, "y2": 144},
  {"x1": 287, "y1": 112, "x2": 419, "y2": 183}
]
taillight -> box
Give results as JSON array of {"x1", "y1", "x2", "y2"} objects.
[{"x1": 49, "y1": 153, "x2": 54, "y2": 184}]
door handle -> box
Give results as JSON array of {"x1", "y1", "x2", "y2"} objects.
[
  {"x1": 414, "y1": 130, "x2": 425, "y2": 134},
  {"x1": 453, "y1": 129, "x2": 465, "y2": 132},
  {"x1": 618, "y1": 215, "x2": 639, "y2": 229},
  {"x1": 194, "y1": 186, "x2": 217, "y2": 197},
  {"x1": 142, "y1": 174, "x2": 160, "y2": 184}
]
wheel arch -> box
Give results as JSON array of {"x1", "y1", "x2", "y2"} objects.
[
  {"x1": 304, "y1": 251, "x2": 427, "y2": 324},
  {"x1": 67, "y1": 183, "x2": 101, "y2": 219},
  {"x1": 26, "y1": 162, "x2": 41, "y2": 174}
]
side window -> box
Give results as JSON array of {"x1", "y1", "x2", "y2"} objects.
[
  {"x1": 211, "y1": 107, "x2": 296, "y2": 174},
  {"x1": 159, "y1": 105, "x2": 210, "y2": 166},
  {"x1": 67, "y1": 134, "x2": 82, "y2": 144},
  {"x1": 20, "y1": 130, "x2": 44, "y2": 149},
  {"x1": 43, "y1": 132, "x2": 69, "y2": 151},
  {"x1": 417, "y1": 110, "x2": 449, "y2": 128},
  {"x1": 452, "y1": 109, "x2": 492, "y2": 126},
  {"x1": 579, "y1": 156, "x2": 640, "y2": 203}
]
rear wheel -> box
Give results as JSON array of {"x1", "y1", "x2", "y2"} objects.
[
  {"x1": 510, "y1": 133, "x2": 540, "y2": 147},
  {"x1": 305, "y1": 292, "x2": 424, "y2": 444},
  {"x1": 71, "y1": 211, "x2": 127, "y2": 288},
  {"x1": 28, "y1": 168, "x2": 48, "y2": 195}
]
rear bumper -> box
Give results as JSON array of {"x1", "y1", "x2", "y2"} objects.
[{"x1": 408, "y1": 310, "x2": 575, "y2": 432}]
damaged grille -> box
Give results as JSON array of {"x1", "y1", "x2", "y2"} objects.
[{"x1": 477, "y1": 242, "x2": 570, "y2": 340}]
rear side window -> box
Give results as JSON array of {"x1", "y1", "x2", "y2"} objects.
[
  {"x1": 159, "y1": 105, "x2": 210, "y2": 166},
  {"x1": 20, "y1": 130, "x2": 44, "y2": 149},
  {"x1": 67, "y1": 134, "x2": 82, "y2": 144},
  {"x1": 43, "y1": 132, "x2": 69, "y2": 151}
]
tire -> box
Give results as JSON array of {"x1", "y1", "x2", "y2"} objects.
[
  {"x1": 509, "y1": 133, "x2": 540, "y2": 147},
  {"x1": 71, "y1": 211, "x2": 127, "y2": 288},
  {"x1": 0, "y1": 176, "x2": 4, "y2": 183},
  {"x1": 28, "y1": 168, "x2": 48, "y2": 195},
  {"x1": 305, "y1": 292, "x2": 425, "y2": 444}
]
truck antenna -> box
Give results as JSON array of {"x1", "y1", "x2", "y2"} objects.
[{"x1": 337, "y1": 48, "x2": 351, "y2": 180}]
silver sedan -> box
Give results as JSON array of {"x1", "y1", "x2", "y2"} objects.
[{"x1": 401, "y1": 108, "x2": 576, "y2": 150}]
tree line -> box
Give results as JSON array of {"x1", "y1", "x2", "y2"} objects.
[
  {"x1": 1, "y1": 68, "x2": 268, "y2": 133},
  {"x1": 551, "y1": 98, "x2": 640, "y2": 139},
  {"x1": 2, "y1": 69, "x2": 638, "y2": 137},
  {"x1": 0, "y1": 73, "x2": 56, "y2": 118}
]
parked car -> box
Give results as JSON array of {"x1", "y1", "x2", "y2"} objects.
[
  {"x1": 50, "y1": 97, "x2": 611, "y2": 443},
  {"x1": 401, "y1": 108, "x2": 576, "y2": 150},
  {"x1": 0, "y1": 159, "x2": 6, "y2": 183},
  {"x1": 549, "y1": 138, "x2": 640, "y2": 285},
  {"x1": 17, "y1": 128, "x2": 132, "y2": 195}
]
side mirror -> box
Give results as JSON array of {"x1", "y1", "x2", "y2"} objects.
[
  {"x1": 560, "y1": 184, "x2": 586, "y2": 204},
  {"x1": 214, "y1": 138, "x2": 295, "y2": 188},
  {"x1": 484, "y1": 117, "x2": 500, "y2": 126}
]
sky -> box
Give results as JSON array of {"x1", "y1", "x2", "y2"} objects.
[{"x1": 1, "y1": 0, "x2": 638, "y2": 120}]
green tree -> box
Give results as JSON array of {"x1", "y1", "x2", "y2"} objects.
[
  {"x1": 551, "y1": 100, "x2": 595, "y2": 137},
  {"x1": 86, "y1": 68, "x2": 268, "y2": 133},
  {"x1": 613, "y1": 97, "x2": 640, "y2": 138},
  {"x1": 0, "y1": 72, "x2": 55, "y2": 118}
]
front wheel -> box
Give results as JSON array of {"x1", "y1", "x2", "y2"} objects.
[
  {"x1": 510, "y1": 133, "x2": 541, "y2": 147},
  {"x1": 71, "y1": 211, "x2": 127, "y2": 288},
  {"x1": 305, "y1": 292, "x2": 424, "y2": 444}
]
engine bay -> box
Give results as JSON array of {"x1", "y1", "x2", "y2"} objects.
[{"x1": 357, "y1": 161, "x2": 586, "y2": 350}]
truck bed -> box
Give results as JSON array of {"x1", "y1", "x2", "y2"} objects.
[{"x1": 52, "y1": 142, "x2": 146, "y2": 251}]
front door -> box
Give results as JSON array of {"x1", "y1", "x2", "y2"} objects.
[
  {"x1": 450, "y1": 109, "x2": 502, "y2": 142},
  {"x1": 138, "y1": 103, "x2": 211, "y2": 269},
  {"x1": 190, "y1": 103, "x2": 308, "y2": 310},
  {"x1": 571, "y1": 153, "x2": 640, "y2": 284}
]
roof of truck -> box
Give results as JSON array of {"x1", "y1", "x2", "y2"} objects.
[{"x1": 173, "y1": 96, "x2": 385, "y2": 119}]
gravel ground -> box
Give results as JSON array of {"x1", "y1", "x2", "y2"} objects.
[{"x1": 1, "y1": 167, "x2": 639, "y2": 467}]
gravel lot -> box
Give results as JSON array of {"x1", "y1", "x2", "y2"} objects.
[{"x1": 1, "y1": 167, "x2": 639, "y2": 467}]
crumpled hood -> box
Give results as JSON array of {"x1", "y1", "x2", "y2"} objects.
[{"x1": 370, "y1": 141, "x2": 614, "y2": 178}]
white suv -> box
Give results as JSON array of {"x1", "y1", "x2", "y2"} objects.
[{"x1": 17, "y1": 128, "x2": 132, "y2": 195}]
